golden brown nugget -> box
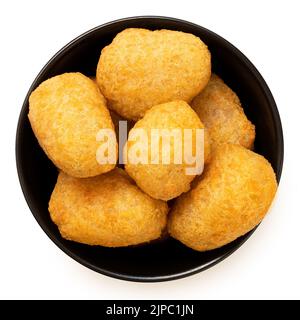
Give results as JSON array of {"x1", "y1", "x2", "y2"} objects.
[
  {"x1": 168, "y1": 144, "x2": 277, "y2": 251},
  {"x1": 191, "y1": 74, "x2": 255, "y2": 150},
  {"x1": 124, "y1": 101, "x2": 210, "y2": 201},
  {"x1": 97, "y1": 28, "x2": 211, "y2": 120},
  {"x1": 29, "y1": 73, "x2": 117, "y2": 178},
  {"x1": 49, "y1": 169, "x2": 168, "y2": 247}
]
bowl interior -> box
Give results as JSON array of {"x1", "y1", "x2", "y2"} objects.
[{"x1": 16, "y1": 17, "x2": 283, "y2": 282}]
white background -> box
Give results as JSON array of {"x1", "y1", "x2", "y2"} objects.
[{"x1": 1, "y1": 0, "x2": 299, "y2": 300}]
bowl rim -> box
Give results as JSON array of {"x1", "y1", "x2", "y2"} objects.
[{"x1": 15, "y1": 15, "x2": 284, "y2": 282}]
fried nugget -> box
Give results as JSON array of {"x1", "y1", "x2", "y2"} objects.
[
  {"x1": 29, "y1": 73, "x2": 117, "y2": 178},
  {"x1": 168, "y1": 144, "x2": 277, "y2": 251},
  {"x1": 124, "y1": 101, "x2": 210, "y2": 201},
  {"x1": 49, "y1": 168, "x2": 168, "y2": 247},
  {"x1": 191, "y1": 74, "x2": 255, "y2": 150},
  {"x1": 97, "y1": 28, "x2": 211, "y2": 120}
]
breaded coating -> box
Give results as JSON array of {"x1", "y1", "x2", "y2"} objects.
[
  {"x1": 124, "y1": 101, "x2": 210, "y2": 201},
  {"x1": 28, "y1": 73, "x2": 117, "y2": 178},
  {"x1": 168, "y1": 144, "x2": 277, "y2": 251},
  {"x1": 191, "y1": 74, "x2": 255, "y2": 150},
  {"x1": 97, "y1": 28, "x2": 211, "y2": 120},
  {"x1": 49, "y1": 168, "x2": 168, "y2": 247}
]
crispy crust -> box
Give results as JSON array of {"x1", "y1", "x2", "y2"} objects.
[
  {"x1": 125, "y1": 100, "x2": 210, "y2": 201},
  {"x1": 168, "y1": 144, "x2": 277, "y2": 251},
  {"x1": 49, "y1": 168, "x2": 168, "y2": 247},
  {"x1": 28, "y1": 73, "x2": 117, "y2": 177},
  {"x1": 97, "y1": 28, "x2": 211, "y2": 120},
  {"x1": 191, "y1": 74, "x2": 255, "y2": 150}
]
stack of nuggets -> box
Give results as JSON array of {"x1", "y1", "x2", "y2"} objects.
[{"x1": 28, "y1": 28, "x2": 277, "y2": 251}]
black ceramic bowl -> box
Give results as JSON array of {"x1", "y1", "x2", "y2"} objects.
[{"x1": 16, "y1": 16, "x2": 283, "y2": 282}]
